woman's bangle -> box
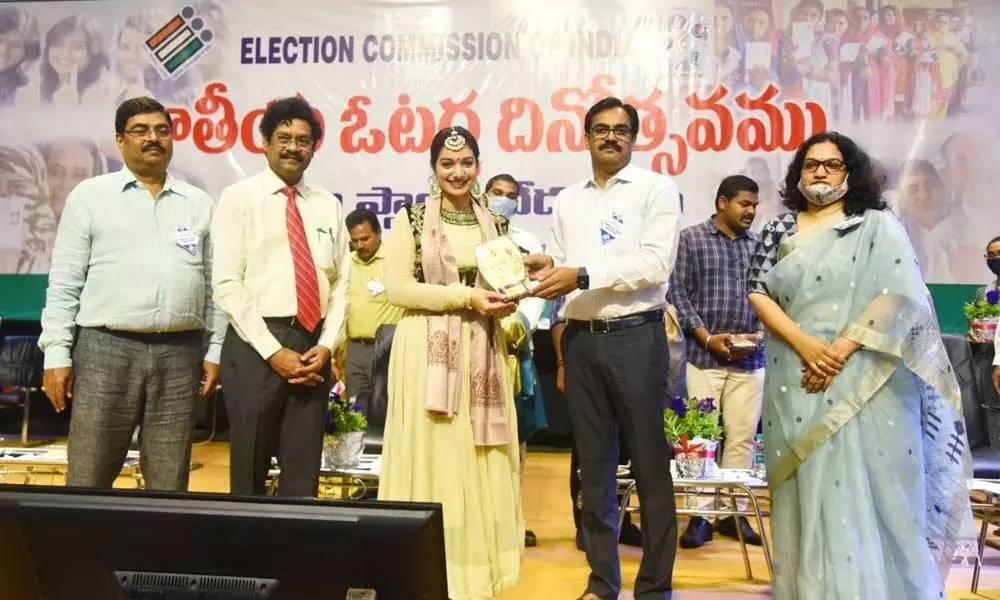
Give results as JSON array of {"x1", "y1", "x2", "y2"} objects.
[{"x1": 556, "y1": 361, "x2": 565, "y2": 367}]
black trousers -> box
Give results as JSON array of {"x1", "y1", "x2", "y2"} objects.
[
  {"x1": 570, "y1": 431, "x2": 632, "y2": 533},
  {"x1": 564, "y1": 319, "x2": 677, "y2": 600},
  {"x1": 221, "y1": 322, "x2": 331, "y2": 497}
]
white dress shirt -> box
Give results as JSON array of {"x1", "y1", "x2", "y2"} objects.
[
  {"x1": 547, "y1": 163, "x2": 681, "y2": 321},
  {"x1": 211, "y1": 168, "x2": 350, "y2": 359}
]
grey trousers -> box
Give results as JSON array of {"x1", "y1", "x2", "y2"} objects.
[
  {"x1": 345, "y1": 339, "x2": 375, "y2": 404},
  {"x1": 67, "y1": 327, "x2": 202, "y2": 490}
]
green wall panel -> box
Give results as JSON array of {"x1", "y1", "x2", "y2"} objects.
[
  {"x1": 0, "y1": 277, "x2": 982, "y2": 335},
  {"x1": 0, "y1": 276, "x2": 48, "y2": 322}
]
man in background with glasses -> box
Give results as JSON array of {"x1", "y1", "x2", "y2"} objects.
[
  {"x1": 211, "y1": 97, "x2": 349, "y2": 497},
  {"x1": 39, "y1": 96, "x2": 225, "y2": 490},
  {"x1": 525, "y1": 97, "x2": 681, "y2": 600}
]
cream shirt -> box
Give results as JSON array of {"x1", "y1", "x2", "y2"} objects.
[{"x1": 211, "y1": 168, "x2": 350, "y2": 359}]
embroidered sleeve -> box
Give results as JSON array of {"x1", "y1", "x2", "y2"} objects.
[
  {"x1": 748, "y1": 214, "x2": 794, "y2": 298},
  {"x1": 404, "y1": 203, "x2": 426, "y2": 283},
  {"x1": 494, "y1": 213, "x2": 510, "y2": 237}
]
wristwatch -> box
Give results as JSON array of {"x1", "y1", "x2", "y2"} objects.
[{"x1": 577, "y1": 267, "x2": 590, "y2": 290}]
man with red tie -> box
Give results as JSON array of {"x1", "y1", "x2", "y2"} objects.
[{"x1": 212, "y1": 97, "x2": 350, "y2": 497}]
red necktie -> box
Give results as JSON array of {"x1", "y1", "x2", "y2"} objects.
[{"x1": 282, "y1": 186, "x2": 321, "y2": 333}]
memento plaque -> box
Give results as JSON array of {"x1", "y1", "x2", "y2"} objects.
[{"x1": 474, "y1": 236, "x2": 535, "y2": 302}]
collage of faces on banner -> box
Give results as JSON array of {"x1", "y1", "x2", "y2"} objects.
[
  {"x1": 696, "y1": 0, "x2": 995, "y2": 284},
  {"x1": 0, "y1": 3, "x2": 222, "y2": 275}
]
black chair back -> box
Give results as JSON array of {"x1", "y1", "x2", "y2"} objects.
[
  {"x1": 940, "y1": 334, "x2": 989, "y2": 450},
  {"x1": 365, "y1": 324, "x2": 396, "y2": 453},
  {"x1": 0, "y1": 336, "x2": 43, "y2": 391}
]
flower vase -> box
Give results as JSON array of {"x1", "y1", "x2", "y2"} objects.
[
  {"x1": 699, "y1": 440, "x2": 719, "y2": 478},
  {"x1": 322, "y1": 431, "x2": 365, "y2": 470},
  {"x1": 969, "y1": 317, "x2": 999, "y2": 343},
  {"x1": 674, "y1": 438, "x2": 719, "y2": 479},
  {"x1": 675, "y1": 451, "x2": 703, "y2": 479}
]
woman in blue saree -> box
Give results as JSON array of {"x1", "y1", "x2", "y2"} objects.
[{"x1": 747, "y1": 131, "x2": 975, "y2": 599}]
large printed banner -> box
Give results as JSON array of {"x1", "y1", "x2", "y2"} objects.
[{"x1": 0, "y1": 0, "x2": 997, "y2": 284}]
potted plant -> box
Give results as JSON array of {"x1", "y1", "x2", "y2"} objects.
[
  {"x1": 663, "y1": 396, "x2": 723, "y2": 479},
  {"x1": 323, "y1": 382, "x2": 368, "y2": 470},
  {"x1": 964, "y1": 289, "x2": 1000, "y2": 343}
]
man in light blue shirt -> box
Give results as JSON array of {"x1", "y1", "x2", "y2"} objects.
[{"x1": 38, "y1": 97, "x2": 225, "y2": 491}]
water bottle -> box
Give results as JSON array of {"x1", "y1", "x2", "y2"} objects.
[{"x1": 750, "y1": 434, "x2": 766, "y2": 480}]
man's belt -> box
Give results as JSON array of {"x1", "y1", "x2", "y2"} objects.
[
  {"x1": 263, "y1": 316, "x2": 324, "y2": 332},
  {"x1": 91, "y1": 327, "x2": 201, "y2": 343},
  {"x1": 568, "y1": 310, "x2": 664, "y2": 334}
]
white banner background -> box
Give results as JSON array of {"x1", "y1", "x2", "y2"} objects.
[{"x1": 1, "y1": 0, "x2": 997, "y2": 284}]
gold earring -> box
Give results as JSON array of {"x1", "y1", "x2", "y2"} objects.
[
  {"x1": 471, "y1": 180, "x2": 481, "y2": 199},
  {"x1": 429, "y1": 177, "x2": 441, "y2": 199}
]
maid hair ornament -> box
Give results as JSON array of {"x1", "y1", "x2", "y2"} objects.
[{"x1": 444, "y1": 128, "x2": 467, "y2": 152}]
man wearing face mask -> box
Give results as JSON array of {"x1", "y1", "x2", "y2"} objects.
[
  {"x1": 977, "y1": 237, "x2": 1000, "y2": 399},
  {"x1": 974, "y1": 237, "x2": 1000, "y2": 303},
  {"x1": 485, "y1": 173, "x2": 548, "y2": 548}
]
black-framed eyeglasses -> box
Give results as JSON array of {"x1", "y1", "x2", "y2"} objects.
[
  {"x1": 590, "y1": 125, "x2": 633, "y2": 140},
  {"x1": 124, "y1": 125, "x2": 172, "y2": 139},
  {"x1": 802, "y1": 159, "x2": 845, "y2": 173}
]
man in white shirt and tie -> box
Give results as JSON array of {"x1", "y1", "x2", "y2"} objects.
[
  {"x1": 211, "y1": 97, "x2": 350, "y2": 497},
  {"x1": 526, "y1": 97, "x2": 681, "y2": 600}
]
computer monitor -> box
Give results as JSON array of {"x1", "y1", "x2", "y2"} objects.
[{"x1": 0, "y1": 485, "x2": 447, "y2": 599}]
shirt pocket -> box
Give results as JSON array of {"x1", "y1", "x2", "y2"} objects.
[{"x1": 307, "y1": 223, "x2": 338, "y2": 271}]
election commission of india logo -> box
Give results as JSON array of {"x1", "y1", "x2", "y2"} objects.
[{"x1": 144, "y1": 6, "x2": 214, "y2": 80}]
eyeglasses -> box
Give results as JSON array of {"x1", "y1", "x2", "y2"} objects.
[
  {"x1": 986, "y1": 253, "x2": 1000, "y2": 259},
  {"x1": 802, "y1": 159, "x2": 845, "y2": 173},
  {"x1": 124, "y1": 125, "x2": 172, "y2": 139},
  {"x1": 590, "y1": 125, "x2": 633, "y2": 140},
  {"x1": 273, "y1": 135, "x2": 314, "y2": 149}
]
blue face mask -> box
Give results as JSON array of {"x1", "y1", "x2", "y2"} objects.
[{"x1": 487, "y1": 195, "x2": 518, "y2": 219}]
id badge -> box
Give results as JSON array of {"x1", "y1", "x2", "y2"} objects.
[
  {"x1": 175, "y1": 226, "x2": 198, "y2": 255},
  {"x1": 367, "y1": 278, "x2": 385, "y2": 297},
  {"x1": 600, "y1": 212, "x2": 625, "y2": 244}
]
